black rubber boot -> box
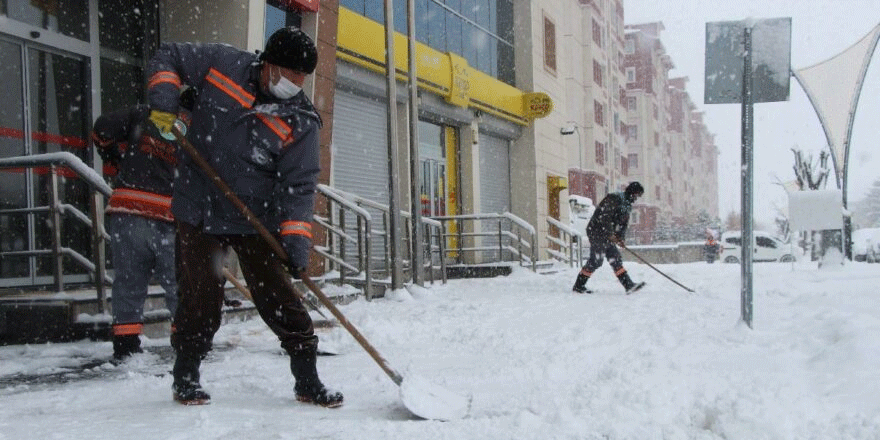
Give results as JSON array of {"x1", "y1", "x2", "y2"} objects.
[
  {"x1": 172, "y1": 353, "x2": 210, "y2": 405},
  {"x1": 572, "y1": 274, "x2": 591, "y2": 294},
  {"x1": 617, "y1": 271, "x2": 645, "y2": 293},
  {"x1": 290, "y1": 347, "x2": 343, "y2": 408},
  {"x1": 112, "y1": 334, "x2": 143, "y2": 361}
]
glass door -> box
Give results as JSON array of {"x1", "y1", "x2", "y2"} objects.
[
  {"x1": 0, "y1": 38, "x2": 29, "y2": 284},
  {"x1": 0, "y1": 37, "x2": 91, "y2": 287},
  {"x1": 418, "y1": 121, "x2": 448, "y2": 217}
]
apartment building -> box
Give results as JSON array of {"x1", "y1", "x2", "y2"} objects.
[{"x1": 624, "y1": 22, "x2": 719, "y2": 242}]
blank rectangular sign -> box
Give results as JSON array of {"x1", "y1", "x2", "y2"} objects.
[
  {"x1": 788, "y1": 189, "x2": 843, "y2": 231},
  {"x1": 705, "y1": 17, "x2": 792, "y2": 104}
]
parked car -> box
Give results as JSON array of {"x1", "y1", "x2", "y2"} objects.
[
  {"x1": 719, "y1": 230, "x2": 797, "y2": 263},
  {"x1": 852, "y1": 228, "x2": 880, "y2": 263}
]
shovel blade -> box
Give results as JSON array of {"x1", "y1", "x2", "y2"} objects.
[{"x1": 399, "y1": 373, "x2": 471, "y2": 421}]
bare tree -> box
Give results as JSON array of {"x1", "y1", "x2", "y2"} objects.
[{"x1": 791, "y1": 148, "x2": 830, "y2": 191}]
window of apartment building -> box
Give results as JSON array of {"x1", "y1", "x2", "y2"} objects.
[
  {"x1": 655, "y1": 185, "x2": 660, "y2": 199},
  {"x1": 631, "y1": 210, "x2": 639, "y2": 225},
  {"x1": 627, "y1": 125, "x2": 637, "y2": 140},
  {"x1": 627, "y1": 96, "x2": 636, "y2": 111},
  {"x1": 592, "y1": 18, "x2": 602, "y2": 48},
  {"x1": 653, "y1": 103, "x2": 659, "y2": 119},
  {"x1": 595, "y1": 141, "x2": 605, "y2": 165},
  {"x1": 544, "y1": 14, "x2": 557, "y2": 73},
  {"x1": 654, "y1": 132, "x2": 659, "y2": 146},
  {"x1": 620, "y1": 154, "x2": 628, "y2": 176},
  {"x1": 593, "y1": 59, "x2": 603, "y2": 86},
  {"x1": 594, "y1": 101, "x2": 604, "y2": 126},
  {"x1": 628, "y1": 153, "x2": 638, "y2": 170},
  {"x1": 625, "y1": 38, "x2": 635, "y2": 54},
  {"x1": 626, "y1": 67, "x2": 636, "y2": 83}
]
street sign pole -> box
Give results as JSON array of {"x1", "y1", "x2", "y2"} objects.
[{"x1": 740, "y1": 26, "x2": 754, "y2": 328}]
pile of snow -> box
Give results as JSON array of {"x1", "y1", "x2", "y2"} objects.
[{"x1": 1, "y1": 261, "x2": 879, "y2": 439}]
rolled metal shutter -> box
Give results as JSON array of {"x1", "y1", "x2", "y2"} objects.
[
  {"x1": 330, "y1": 90, "x2": 390, "y2": 272},
  {"x1": 478, "y1": 133, "x2": 511, "y2": 260},
  {"x1": 479, "y1": 133, "x2": 510, "y2": 214},
  {"x1": 332, "y1": 90, "x2": 388, "y2": 202}
]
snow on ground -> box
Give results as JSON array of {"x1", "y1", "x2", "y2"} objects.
[{"x1": 1, "y1": 260, "x2": 879, "y2": 439}]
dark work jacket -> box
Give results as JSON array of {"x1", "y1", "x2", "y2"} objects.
[
  {"x1": 146, "y1": 42, "x2": 321, "y2": 267},
  {"x1": 92, "y1": 105, "x2": 179, "y2": 222},
  {"x1": 586, "y1": 192, "x2": 633, "y2": 245}
]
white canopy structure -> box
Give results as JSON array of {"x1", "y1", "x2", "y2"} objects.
[
  {"x1": 793, "y1": 22, "x2": 880, "y2": 257},
  {"x1": 793, "y1": 22, "x2": 880, "y2": 195}
]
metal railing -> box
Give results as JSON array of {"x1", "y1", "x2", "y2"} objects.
[
  {"x1": 432, "y1": 212, "x2": 538, "y2": 272},
  {"x1": 0, "y1": 152, "x2": 112, "y2": 312},
  {"x1": 546, "y1": 217, "x2": 586, "y2": 267},
  {"x1": 314, "y1": 184, "x2": 446, "y2": 299}
]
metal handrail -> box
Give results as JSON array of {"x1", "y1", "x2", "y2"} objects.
[
  {"x1": 0, "y1": 152, "x2": 111, "y2": 312},
  {"x1": 315, "y1": 185, "x2": 447, "y2": 297},
  {"x1": 432, "y1": 212, "x2": 538, "y2": 272},
  {"x1": 315, "y1": 184, "x2": 374, "y2": 298},
  {"x1": 546, "y1": 217, "x2": 585, "y2": 267}
]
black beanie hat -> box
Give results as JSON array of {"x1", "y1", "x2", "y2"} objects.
[
  {"x1": 259, "y1": 27, "x2": 318, "y2": 74},
  {"x1": 625, "y1": 181, "x2": 644, "y2": 196}
]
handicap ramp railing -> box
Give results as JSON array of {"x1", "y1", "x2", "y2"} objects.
[
  {"x1": 546, "y1": 217, "x2": 586, "y2": 267},
  {"x1": 313, "y1": 184, "x2": 447, "y2": 299},
  {"x1": 431, "y1": 212, "x2": 538, "y2": 272},
  {"x1": 0, "y1": 152, "x2": 112, "y2": 312}
]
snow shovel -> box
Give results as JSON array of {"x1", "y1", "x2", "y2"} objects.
[
  {"x1": 172, "y1": 126, "x2": 470, "y2": 420},
  {"x1": 617, "y1": 240, "x2": 695, "y2": 293}
]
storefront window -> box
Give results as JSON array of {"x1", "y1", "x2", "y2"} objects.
[
  {"x1": 1, "y1": 0, "x2": 90, "y2": 41},
  {"x1": 341, "y1": 0, "x2": 515, "y2": 85}
]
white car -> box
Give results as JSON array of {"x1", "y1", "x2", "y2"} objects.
[{"x1": 719, "y1": 230, "x2": 796, "y2": 263}]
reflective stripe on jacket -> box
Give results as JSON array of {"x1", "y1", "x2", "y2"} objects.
[{"x1": 92, "y1": 105, "x2": 176, "y2": 222}]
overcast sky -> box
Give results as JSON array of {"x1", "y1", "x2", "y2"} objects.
[{"x1": 625, "y1": 0, "x2": 880, "y2": 229}]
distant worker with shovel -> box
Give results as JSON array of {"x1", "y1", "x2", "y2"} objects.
[
  {"x1": 146, "y1": 27, "x2": 342, "y2": 407},
  {"x1": 572, "y1": 181, "x2": 646, "y2": 294}
]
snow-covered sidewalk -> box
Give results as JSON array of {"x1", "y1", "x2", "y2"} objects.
[{"x1": 1, "y1": 261, "x2": 879, "y2": 439}]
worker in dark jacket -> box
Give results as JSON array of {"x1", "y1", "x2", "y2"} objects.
[
  {"x1": 91, "y1": 89, "x2": 195, "y2": 360},
  {"x1": 146, "y1": 27, "x2": 341, "y2": 407},
  {"x1": 572, "y1": 181, "x2": 646, "y2": 294}
]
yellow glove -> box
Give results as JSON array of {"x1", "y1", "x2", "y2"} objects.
[{"x1": 149, "y1": 110, "x2": 176, "y2": 134}]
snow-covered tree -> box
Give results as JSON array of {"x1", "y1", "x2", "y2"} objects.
[
  {"x1": 854, "y1": 178, "x2": 880, "y2": 227},
  {"x1": 791, "y1": 148, "x2": 830, "y2": 191}
]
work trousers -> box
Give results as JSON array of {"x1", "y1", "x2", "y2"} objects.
[
  {"x1": 172, "y1": 221, "x2": 317, "y2": 357},
  {"x1": 109, "y1": 214, "x2": 178, "y2": 325},
  {"x1": 582, "y1": 238, "x2": 625, "y2": 274}
]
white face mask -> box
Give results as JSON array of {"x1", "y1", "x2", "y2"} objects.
[{"x1": 268, "y1": 65, "x2": 301, "y2": 99}]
